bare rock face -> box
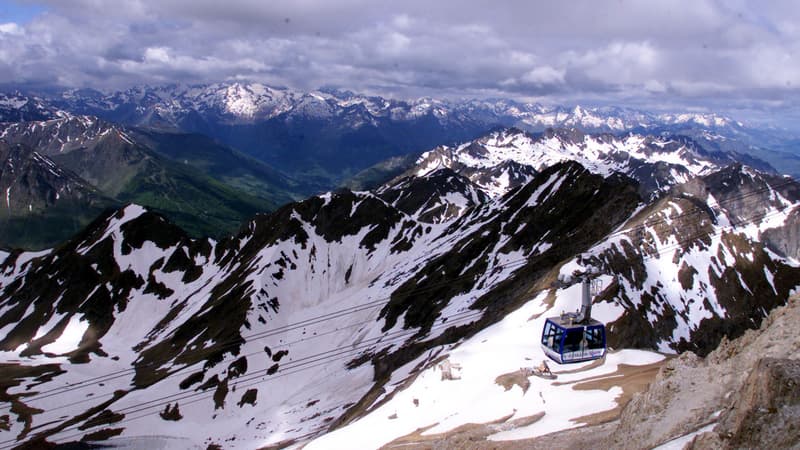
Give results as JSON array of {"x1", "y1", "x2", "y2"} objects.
[
  {"x1": 690, "y1": 357, "x2": 800, "y2": 450},
  {"x1": 603, "y1": 351, "x2": 725, "y2": 450},
  {"x1": 763, "y1": 209, "x2": 800, "y2": 260},
  {"x1": 595, "y1": 298, "x2": 800, "y2": 450}
]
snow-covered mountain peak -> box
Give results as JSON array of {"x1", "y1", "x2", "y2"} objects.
[
  {"x1": 2, "y1": 85, "x2": 768, "y2": 157},
  {"x1": 0, "y1": 115, "x2": 135, "y2": 155},
  {"x1": 408, "y1": 127, "x2": 747, "y2": 200},
  {"x1": 658, "y1": 112, "x2": 742, "y2": 129},
  {"x1": 0, "y1": 92, "x2": 66, "y2": 122},
  {"x1": 1, "y1": 150, "x2": 799, "y2": 447},
  {"x1": 0, "y1": 84, "x2": 762, "y2": 141},
  {"x1": 221, "y1": 83, "x2": 260, "y2": 117},
  {"x1": 377, "y1": 167, "x2": 489, "y2": 223},
  {"x1": 213, "y1": 82, "x2": 291, "y2": 118}
]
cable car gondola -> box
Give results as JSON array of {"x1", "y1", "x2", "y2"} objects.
[{"x1": 541, "y1": 276, "x2": 606, "y2": 364}]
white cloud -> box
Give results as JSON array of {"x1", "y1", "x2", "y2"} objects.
[
  {"x1": 383, "y1": 32, "x2": 411, "y2": 54},
  {"x1": 392, "y1": 14, "x2": 412, "y2": 29},
  {"x1": 520, "y1": 66, "x2": 565, "y2": 85},
  {"x1": 644, "y1": 79, "x2": 667, "y2": 94},
  {"x1": 0, "y1": 23, "x2": 23, "y2": 35},
  {"x1": 562, "y1": 41, "x2": 660, "y2": 85},
  {"x1": 0, "y1": 0, "x2": 797, "y2": 123},
  {"x1": 741, "y1": 45, "x2": 800, "y2": 88},
  {"x1": 669, "y1": 80, "x2": 734, "y2": 96},
  {"x1": 144, "y1": 46, "x2": 170, "y2": 64}
]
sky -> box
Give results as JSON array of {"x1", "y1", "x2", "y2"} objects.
[{"x1": 0, "y1": 0, "x2": 798, "y2": 126}]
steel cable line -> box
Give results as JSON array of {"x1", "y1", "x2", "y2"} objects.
[
  {"x1": 3, "y1": 172, "x2": 797, "y2": 445},
  {"x1": 114, "y1": 309, "x2": 482, "y2": 418},
  {"x1": 0, "y1": 257, "x2": 529, "y2": 410},
  {"x1": 0, "y1": 300, "x2": 388, "y2": 411},
  {"x1": 2, "y1": 174, "x2": 793, "y2": 410},
  {"x1": 0, "y1": 253, "x2": 508, "y2": 409},
  {"x1": 37, "y1": 301, "x2": 482, "y2": 417},
  {"x1": 5, "y1": 308, "x2": 486, "y2": 449},
  {"x1": 48, "y1": 195, "x2": 790, "y2": 445},
  {"x1": 32, "y1": 199, "x2": 796, "y2": 447},
  {"x1": 33, "y1": 313, "x2": 396, "y2": 416}
]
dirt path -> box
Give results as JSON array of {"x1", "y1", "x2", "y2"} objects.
[
  {"x1": 380, "y1": 358, "x2": 666, "y2": 449},
  {"x1": 566, "y1": 361, "x2": 664, "y2": 426}
]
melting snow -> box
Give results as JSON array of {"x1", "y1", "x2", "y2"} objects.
[
  {"x1": 652, "y1": 423, "x2": 717, "y2": 450},
  {"x1": 308, "y1": 288, "x2": 663, "y2": 449},
  {"x1": 41, "y1": 315, "x2": 89, "y2": 354}
]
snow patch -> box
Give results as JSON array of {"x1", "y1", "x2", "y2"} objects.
[{"x1": 41, "y1": 315, "x2": 89, "y2": 354}]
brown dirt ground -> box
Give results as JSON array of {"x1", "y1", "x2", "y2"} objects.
[{"x1": 380, "y1": 357, "x2": 666, "y2": 449}]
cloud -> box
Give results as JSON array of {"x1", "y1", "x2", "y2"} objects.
[
  {"x1": 521, "y1": 66, "x2": 565, "y2": 86},
  {"x1": 0, "y1": 0, "x2": 798, "y2": 124},
  {"x1": 143, "y1": 46, "x2": 170, "y2": 64},
  {"x1": 0, "y1": 22, "x2": 23, "y2": 35},
  {"x1": 644, "y1": 80, "x2": 667, "y2": 94}
]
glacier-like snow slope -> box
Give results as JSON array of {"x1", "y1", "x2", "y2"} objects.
[
  {"x1": 307, "y1": 286, "x2": 664, "y2": 449},
  {"x1": 0, "y1": 193, "x2": 472, "y2": 447},
  {"x1": 0, "y1": 151, "x2": 798, "y2": 448}
]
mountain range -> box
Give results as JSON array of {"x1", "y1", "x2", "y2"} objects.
[
  {"x1": 8, "y1": 83, "x2": 800, "y2": 181},
  {"x1": 0, "y1": 114, "x2": 309, "y2": 249},
  {"x1": 3, "y1": 83, "x2": 799, "y2": 250},
  {"x1": 0, "y1": 109, "x2": 798, "y2": 447}
]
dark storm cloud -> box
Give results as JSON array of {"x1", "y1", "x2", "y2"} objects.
[{"x1": 1, "y1": 0, "x2": 799, "y2": 123}]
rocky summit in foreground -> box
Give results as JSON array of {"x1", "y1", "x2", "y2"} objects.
[
  {"x1": 601, "y1": 294, "x2": 800, "y2": 450},
  {"x1": 0, "y1": 126, "x2": 798, "y2": 448}
]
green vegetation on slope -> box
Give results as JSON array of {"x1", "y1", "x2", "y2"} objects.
[
  {"x1": 341, "y1": 153, "x2": 420, "y2": 191},
  {"x1": 132, "y1": 129, "x2": 310, "y2": 203},
  {"x1": 0, "y1": 202, "x2": 115, "y2": 251},
  {"x1": 116, "y1": 156, "x2": 270, "y2": 239},
  {"x1": 0, "y1": 127, "x2": 301, "y2": 249}
]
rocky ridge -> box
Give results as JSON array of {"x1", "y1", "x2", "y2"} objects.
[
  {"x1": 0, "y1": 128, "x2": 798, "y2": 447},
  {"x1": 408, "y1": 128, "x2": 768, "y2": 198},
  {"x1": 602, "y1": 295, "x2": 800, "y2": 450}
]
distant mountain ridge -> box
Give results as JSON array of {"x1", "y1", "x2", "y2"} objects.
[
  {"x1": 402, "y1": 127, "x2": 776, "y2": 198},
  {"x1": 0, "y1": 92, "x2": 64, "y2": 123},
  {"x1": 1, "y1": 84, "x2": 798, "y2": 251},
  {"x1": 1, "y1": 108, "x2": 799, "y2": 446},
  {"x1": 6, "y1": 83, "x2": 799, "y2": 182},
  {"x1": 0, "y1": 116, "x2": 305, "y2": 249},
  {"x1": 45, "y1": 83, "x2": 745, "y2": 132}
]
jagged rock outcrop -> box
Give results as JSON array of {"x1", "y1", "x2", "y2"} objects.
[
  {"x1": 1, "y1": 127, "x2": 798, "y2": 448},
  {"x1": 600, "y1": 296, "x2": 800, "y2": 450},
  {"x1": 406, "y1": 128, "x2": 774, "y2": 199},
  {"x1": 689, "y1": 357, "x2": 800, "y2": 450}
]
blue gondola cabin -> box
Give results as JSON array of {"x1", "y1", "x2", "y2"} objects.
[{"x1": 541, "y1": 316, "x2": 606, "y2": 364}]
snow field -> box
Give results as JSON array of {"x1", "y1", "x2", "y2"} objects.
[{"x1": 308, "y1": 285, "x2": 665, "y2": 449}]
